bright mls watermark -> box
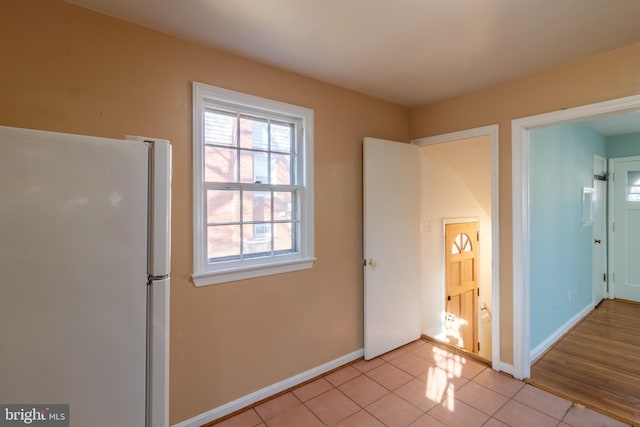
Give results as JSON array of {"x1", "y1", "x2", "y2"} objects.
[{"x1": 0, "y1": 405, "x2": 68, "y2": 426}]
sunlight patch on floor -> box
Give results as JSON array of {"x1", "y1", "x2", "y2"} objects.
[{"x1": 425, "y1": 345, "x2": 470, "y2": 412}]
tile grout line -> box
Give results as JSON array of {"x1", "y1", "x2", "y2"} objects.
[
  {"x1": 558, "y1": 403, "x2": 575, "y2": 426},
  {"x1": 463, "y1": 379, "x2": 513, "y2": 421},
  {"x1": 337, "y1": 346, "x2": 431, "y2": 426},
  {"x1": 304, "y1": 371, "x2": 382, "y2": 426},
  {"x1": 509, "y1": 389, "x2": 573, "y2": 426}
]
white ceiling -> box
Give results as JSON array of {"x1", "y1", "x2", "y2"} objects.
[{"x1": 67, "y1": 0, "x2": 640, "y2": 108}]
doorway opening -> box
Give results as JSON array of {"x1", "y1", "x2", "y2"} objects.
[
  {"x1": 412, "y1": 124, "x2": 500, "y2": 371},
  {"x1": 512, "y1": 93, "x2": 640, "y2": 380}
]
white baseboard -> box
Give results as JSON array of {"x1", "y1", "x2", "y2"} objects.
[
  {"x1": 530, "y1": 303, "x2": 592, "y2": 362},
  {"x1": 496, "y1": 361, "x2": 517, "y2": 378},
  {"x1": 172, "y1": 348, "x2": 364, "y2": 427}
]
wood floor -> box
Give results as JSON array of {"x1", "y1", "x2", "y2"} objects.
[{"x1": 529, "y1": 299, "x2": 640, "y2": 426}]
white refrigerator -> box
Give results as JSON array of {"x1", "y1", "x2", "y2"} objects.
[{"x1": 0, "y1": 126, "x2": 170, "y2": 427}]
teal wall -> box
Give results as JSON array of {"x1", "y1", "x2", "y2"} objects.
[
  {"x1": 529, "y1": 123, "x2": 605, "y2": 350},
  {"x1": 606, "y1": 132, "x2": 640, "y2": 157}
]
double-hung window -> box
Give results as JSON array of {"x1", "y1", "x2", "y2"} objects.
[{"x1": 192, "y1": 82, "x2": 315, "y2": 286}]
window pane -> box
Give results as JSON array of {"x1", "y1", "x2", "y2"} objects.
[
  {"x1": 242, "y1": 191, "x2": 272, "y2": 223},
  {"x1": 243, "y1": 224, "x2": 272, "y2": 256},
  {"x1": 205, "y1": 145, "x2": 237, "y2": 182},
  {"x1": 452, "y1": 233, "x2": 472, "y2": 254},
  {"x1": 274, "y1": 191, "x2": 293, "y2": 220},
  {"x1": 252, "y1": 223, "x2": 272, "y2": 240},
  {"x1": 204, "y1": 110, "x2": 236, "y2": 146},
  {"x1": 274, "y1": 222, "x2": 296, "y2": 252},
  {"x1": 628, "y1": 171, "x2": 640, "y2": 202},
  {"x1": 240, "y1": 150, "x2": 269, "y2": 183},
  {"x1": 251, "y1": 151, "x2": 269, "y2": 184},
  {"x1": 207, "y1": 190, "x2": 240, "y2": 224},
  {"x1": 462, "y1": 234, "x2": 472, "y2": 252},
  {"x1": 208, "y1": 225, "x2": 240, "y2": 260},
  {"x1": 271, "y1": 121, "x2": 293, "y2": 153},
  {"x1": 239, "y1": 116, "x2": 268, "y2": 150},
  {"x1": 272, "y1": 153, "x2": 291, "y2": 185}
]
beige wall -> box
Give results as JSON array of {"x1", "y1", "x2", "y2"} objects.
[
  {"x1": 0, "y1": 1, "x2": 410, "y2": 423},
  {"x1": 410, "y1": 42, "x2": 640, "y2": 365}
]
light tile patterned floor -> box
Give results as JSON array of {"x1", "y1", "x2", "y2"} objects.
[{"x1": 212, "y1": 339, "x2": 630, "y2": 427}]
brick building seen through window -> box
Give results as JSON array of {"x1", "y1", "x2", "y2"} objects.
[{"x1": 204, "y1": 110, "x2": 297, "y2": 261}]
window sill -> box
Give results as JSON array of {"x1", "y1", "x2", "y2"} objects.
[{"x1": 192, "y1": 257, "x2": 316, "y2": 287}]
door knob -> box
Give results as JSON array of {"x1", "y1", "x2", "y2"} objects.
[
  {"x1": 595, "y1": 239, "x2": 601, "y2": 244},
  {"x1": 368, "y1": 258, "x2": 378, "y2": 267}
]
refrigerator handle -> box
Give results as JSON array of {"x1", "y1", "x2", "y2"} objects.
[
  {"x1": 150, "y1": 140, "x2": 171, "y2": 277},
  {"x1": 127, "y1": 135, "x2": 172, "y2": 277}
]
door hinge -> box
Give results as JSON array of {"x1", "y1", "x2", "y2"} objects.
[
  {"x1": 477, "y1": 231, "x2": 479, "y2": 241},
  {"x1": 612, "y1": 222, "x2": 616, "y2": 232},
  {"x1": 603, "y1": 273, "x2": 607, "y2": 282},
  {"x1": 594, "y1": 173, "x2": 607, "y2": 181},
  {"x1": 447, "y1": 295, "x2": 451, "y2": 301},
  {"x1": 477, "y1": 288, "x2": 480, "y2": 296},
  {"x1": 477, "y1": 342, "x2": 480, "y2": 351}
]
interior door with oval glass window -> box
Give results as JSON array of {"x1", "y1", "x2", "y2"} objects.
[{"x1": 445, "y1": 221, "x2": 479, "y2": 353}]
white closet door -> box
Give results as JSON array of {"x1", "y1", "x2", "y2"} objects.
[{"x1": 363, "y1": 137, "x2": 421, "y2": 359}]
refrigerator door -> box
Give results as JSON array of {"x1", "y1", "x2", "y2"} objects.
[{"x1": 0, "y1": 126, "x2": 148, "y2": 426}]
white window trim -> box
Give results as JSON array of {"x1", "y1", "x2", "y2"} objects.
[{"x1": 192, "y1": 82, "x2": 315, "y2": 286}]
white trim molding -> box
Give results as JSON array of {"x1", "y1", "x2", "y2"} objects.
[
  {"x1": 495, "y1": 362, "x2": 517, "y2": 378},
  {"x1": 192, "y1": 82, "x2": 315, "y2": 286},
  {"x1": 171, "y1": 349, "x2": 364, "y2": 427},
  {"x1": 442, "y1": 217, "x2": 480, "y2": 225},
  {"x1": 530, "y1": 303, "x2": 592, "y2": 362},
  {"x1": 412, "y1": 124, "x2": 501, "y2": 373},
  {"x1": 511, "y1": 93, "x2": 640, "y2": 380}
]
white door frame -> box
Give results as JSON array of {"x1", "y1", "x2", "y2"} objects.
[
  {"x1": 511, "y1": 94, "x2": 640, "y2": 380},
  {"x1": 592, "y1": 154, "x2": 608, "y2": 305},
  {"x1": 412, "y1": 124, "x2": 501, "y2": 372}
]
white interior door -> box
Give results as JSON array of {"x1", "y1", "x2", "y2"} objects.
[
  {"x1": 592, "y1": 155, "x2": 607, "y2": 305},
  {"x1": 610, "y1": 156, "x2": 640, "y2": 302},
  {"x1": 363, "y1": 137, "x2": 421, "y2": 359}
]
